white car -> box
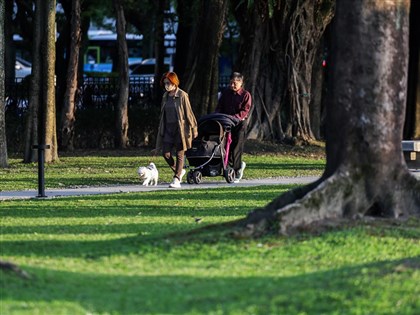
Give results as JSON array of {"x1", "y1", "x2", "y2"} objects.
[
  {"x1": 15, "y1": 57, "x2": 32, "y2": 79},
  {"x1": 129, "y1": 58, "x2": 172, "y2": 77}
]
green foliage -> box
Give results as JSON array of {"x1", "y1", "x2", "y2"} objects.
[
  {"x1": 79, "y1": 0, "x2": 114, "y2": 30},
  {"x1": 1, "y1": 187, "x2": 419, "y2": 314},
  {"x1": 245, "y1": 0, "x2": 278, "y2": 18}
]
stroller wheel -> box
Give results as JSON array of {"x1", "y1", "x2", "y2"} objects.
[
  {"x1": 193, "y1": 170, "x2": 203, "y2": 184},
  {"x1": 224, "y1": 167, "x2": 235, "y2": 183},
  {"x1": 187, "y1": 171, "x2": 195, "y2": 184}
]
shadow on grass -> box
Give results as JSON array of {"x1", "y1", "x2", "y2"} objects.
[
  {"x1": 0, "y1": 222, "x2": 195, "y2": 235},
  {"x1": 0, "y1": 186, "x2": 290, "y2": 218},
  {"x1": 2, "y1": 218, "x2": 420, "y2": 259},
  {"x1": 2, "y1": 257, "x2": 419, "y2": 314},
  {"x1": 0, "y1": 221, "x2": 241, "y2": 258}
]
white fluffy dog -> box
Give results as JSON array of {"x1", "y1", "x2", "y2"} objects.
[{"x1": 137, "y1": 162, "x2": 159, "y2": 186}]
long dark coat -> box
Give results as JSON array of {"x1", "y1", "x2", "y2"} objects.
[{"x1": 156, "y1": 88, "x2": 198, "y2": 151}]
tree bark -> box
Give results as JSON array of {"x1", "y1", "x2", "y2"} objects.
[
  {"x1": 233, "y1": 0, "x2": 334, "y2": 142},
  {"x1": 4, "y1": 0, "x2": 15, "y2": 87},
  {"x1": 114, "y1": 0, "x2": 129, "y2": 148},
  {"x1": 235, "y1": 0, "x2": 420, "y2": 236},
  {"x1": 23, "y1": 0, "x2": 42, "y2": 163},
  {"x1": 0, "y1": 0, "x2": 8, "y2": 168},
  {"x1": 55, "y1": 0, "x2": 72, "y2": 131},
  {"x1": 416, "y1": 51, "x2": 420, "y2": 139},
  {"x1": 232, "y1": 1, "x2": 283, "y2": 140},
  {"x1": 60, "y1": 0, "x2": 82, "y2": 151},
  {"x1": 44, "y1": 0, "x2": 59, "y2": 163},
  {"x1": 284, "y1": 0, "x2": 334, "y2": 143},
  {"x1": 153, "y1": 0, "x2": 165, "y2": 102},
  {"x1": 174, "y1": 0, "x2": 198, "y2": 81},
  {"x1": 310, "y1": 42, "x2": 325, "y2": 140},
  {"x1": 183, "y1": 0, "x2": 228, "y2": 116},
  {"x1": 405, "y1": 0, "x2": 420, "y2": 139}
]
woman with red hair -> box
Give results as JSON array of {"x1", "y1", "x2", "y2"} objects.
[{"x1": 156, "y1": 72, "x2": 198, "y2": 188}]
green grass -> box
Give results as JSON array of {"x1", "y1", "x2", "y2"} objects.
[
  {"x1": 1, "y1": 185, "x2": 419, "y2": 315},
  {"x1": 0, "y1": 152, "x2": 325, "y2": 191},
  {"x1": 1, "y1": 150, "x2": 419, "y2": 314}
]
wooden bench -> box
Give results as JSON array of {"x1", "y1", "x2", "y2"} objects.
[{"x1": 402, "y1": 140, "x2": 420, "y2": 169}]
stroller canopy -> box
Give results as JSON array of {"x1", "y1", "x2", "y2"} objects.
[{"x1": 198, "y1": 113, "x2": 239, "y2": 132}]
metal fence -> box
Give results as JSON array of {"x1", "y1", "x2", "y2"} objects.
[
  {"x1": 80, "y1": 76, "x2": 156, "y2": 109},
  {"x1": 5, "y1": 78, "x2": 30, "y2": 117},
  {"x1": 5, "y1": 75, "x2": 232, "y2": 111},
  {"x1": 4, "y1": 75, "x2": 232, "y2": 150}
]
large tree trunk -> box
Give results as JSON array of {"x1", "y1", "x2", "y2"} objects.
[
  {"x1": 183, "y1": 0, "x2": 228, "y2": 116},
  {"x1": 233, "y1": 0, "x2": 334, "y2": 142},
  {"x1": 235, "y1": 0, "x2": 420, "y2": 236},
  {"x1": 0, "y1": 0, "x2": 8, "y2": 168},
  {"x1": 114, "y1": 0, "x2": 129, "y2": 148},
  {"x1": 404, "y1": 0, "x2": 420, "y2": 139},
  {"x1": 60, "y1": 0, "x2": 82, "y2": 151},
  {"x1": 44, "y1": 0, "x2": 59, "y2": 163},
  {"x1": 416, "y1": 52, "x2": 420, "y2": 139}
]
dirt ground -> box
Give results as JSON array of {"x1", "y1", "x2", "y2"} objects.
[{"x1": 244, "y1": 139, "x2": 325, "y2": 158}]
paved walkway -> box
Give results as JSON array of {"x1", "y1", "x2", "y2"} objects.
[
  {"x1": 0, "y1": 176, "x2": 320, "y2": 201},
  {"x1": 2, "y1": 171, "x2": 418, "y2": 201}
]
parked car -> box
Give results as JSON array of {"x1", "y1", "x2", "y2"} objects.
[
  {"x1": 129, "y1": 58, "x2": 172, "y2": 79},
  {"x1": 15, "y1": 57, "x2": 32, "y2": 79},
  {"x1": 128, "y1": 59, "x2": 143, "y2": 72},
  {"x1": 128, "y1": 58, "x2": 172, "y2": 98}
]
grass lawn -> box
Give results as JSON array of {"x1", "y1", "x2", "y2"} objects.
[
  {"x1": 1, "y1": 146, "x2": 419, "y2": 314},
  {"x1": 0, "y1": 143, "x2": 325, "y2": 191}
]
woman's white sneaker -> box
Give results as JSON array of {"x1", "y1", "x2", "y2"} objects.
[
  {"x1": 180, "y1": 169, "x2": 186, "y2": 182},
  {"x1": 234, "y1": 161, "x2": 246, "y2": 183},
  {"x1": 169, "y1": 177, "x2": 181, "y2": 188}
]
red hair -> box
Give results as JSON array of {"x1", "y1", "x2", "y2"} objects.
[{"x1": 160, "y1": 72, "x2": 180, "y2": 88}]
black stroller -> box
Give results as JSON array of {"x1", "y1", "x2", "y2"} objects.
[{"x1": 186, "y1": 113, "x2": 239, "y2": 184}]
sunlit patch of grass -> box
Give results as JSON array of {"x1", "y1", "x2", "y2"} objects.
[
  {"x1": 0, "y1": 153, "x2": 325, "y2": 191},
  {"x1": 1, "y1": 186, "x2": 419, "y2": 315}
]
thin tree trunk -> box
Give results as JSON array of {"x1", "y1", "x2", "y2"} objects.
[
  {"x1": 153, "y1": 0, "x2": 165, "y2": 102},
  {"x1": 310, "y1": 42, "x2": 325, "y2": 140},
  {"x1": 4, "y1": 0, "x2": 14, "y2": 87},
  {"x1": 44, "y1": 0, "x2": 58, "y2": 163},
  {"x1": 114, "y1": 0, "x2": 129, "y2": 148},
  {"x1": 183, "y1": 0, "x2": 228, "y2": 116},
  {"x1": 174, "y1": 0, "x2": 197, "y2": 80},
  {"x1": 0, "y1": 0, "x2": 8, "y2": 168},
  {"x1": 234, "y1": 0, "x2": 419, "y2": 236},
  {"x1": 23, "y1": 0, "x2": 42, "y2": 163},
  {"x1": 60, "y1": 0, "x2": 82, "y2": 151},
  {"x1": 55, "y1": 0, "x2": 72, "y2": 134}
]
